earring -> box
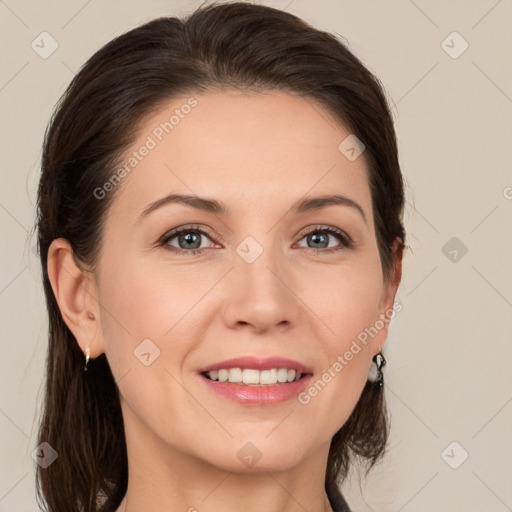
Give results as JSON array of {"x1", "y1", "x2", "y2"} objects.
[
  {"x1": 84, "y1": 313, "x2": 95, "y2": 372},
  {"x1": 84, "y1": 345, "x2": 91, "y2": 372},
  {"x1": 368, "y1": 350, "x2": 386, "y2": 389}
]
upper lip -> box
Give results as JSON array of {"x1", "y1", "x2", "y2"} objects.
[{"x1": 198, "y1": 356, "x2": 313, "y2": 374}]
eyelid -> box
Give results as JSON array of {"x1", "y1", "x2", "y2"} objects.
[
  {"x1": 295, "y1": 224, "x2": 352, "y2": 244},
  {"x1": 159, "y1": 223, "x2": 354, "y2": 254},
  {"x1": 158, "y1": 224, "x2": 219, "y2": 246}
]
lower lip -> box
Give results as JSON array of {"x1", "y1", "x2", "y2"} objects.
[{"x1": 199, "y1": 373, "x2": 314, "y2": 406}]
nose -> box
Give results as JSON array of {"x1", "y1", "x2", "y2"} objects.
[{"x1": 221, "y1": 246, "x2": 300, "y2": 334}]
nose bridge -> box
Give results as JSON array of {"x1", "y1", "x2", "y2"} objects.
[
  {"x1": 239, "y1": 235, "x2": 289, "y2": 301},
  {"x1": 223, "y1": 232, "x2": 298, "y2": 331}
]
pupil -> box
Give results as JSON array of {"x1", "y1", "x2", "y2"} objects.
[
  {"x1": 181, "y1": 232, "x2": 200, "y2": 249},
  {"x1": 310, "y1": 232, "x2": 327, "y2": 248}
]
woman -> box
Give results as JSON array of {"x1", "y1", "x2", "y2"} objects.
[{"x1": 35, "y1": 2, "x2": 405, "y2": 511}]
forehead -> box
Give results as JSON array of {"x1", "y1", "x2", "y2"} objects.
[{"x1": 107, "y1": 89, "x2": 372, "y2": 223}]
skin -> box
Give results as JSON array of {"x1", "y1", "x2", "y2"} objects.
[{"x1": 47, "y1": 89, "x2": 402, "y2": 512}]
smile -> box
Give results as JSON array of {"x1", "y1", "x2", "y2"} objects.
[{"x1": 203, "y1": 368, "x2": 305, "y2": 385}]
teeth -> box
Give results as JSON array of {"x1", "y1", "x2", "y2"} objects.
[
  {"x1": 277, "y1": 368, "x2": 289, "y2": 383},
  {"x1": 204, "y1": 368, "x2": 304, "y2": 385},
  {"x1": 229, "y1": 368, "x2": 243, "y2": 383},
  {"x1": 243, "y1": 369, "x2": 260, "y2": 385},
  {"x1": 260, "y1": 369, "x2": 277, "y2": 385}
]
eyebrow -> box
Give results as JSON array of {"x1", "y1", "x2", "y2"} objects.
[{"x1": 137, "y1": 193, "x2": 367, "y2": 224}]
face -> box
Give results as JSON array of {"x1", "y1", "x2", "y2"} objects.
[{"x1": 86, "y1": 89, "x2": 399, "y2": 473}]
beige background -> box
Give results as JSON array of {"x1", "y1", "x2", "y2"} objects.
[{"x1": 1, "y1": 0, "x2": 511, "y2": 510}]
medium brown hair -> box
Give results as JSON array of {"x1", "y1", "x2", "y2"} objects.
[{"x1": 35, "y1": 2, "x2": 405, "y2": 510}]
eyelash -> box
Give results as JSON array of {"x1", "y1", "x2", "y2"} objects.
[{"x1": 158, "y1": 224, "x2": 353, "y2": 256}]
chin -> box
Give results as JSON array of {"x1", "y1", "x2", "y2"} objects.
[{"x1": 198, "y1": 435, "x2": 315, "y2": 474}]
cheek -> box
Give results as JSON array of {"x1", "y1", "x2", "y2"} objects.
[
  {"x1": 95, "y1": 265, "x2": 199, "y2": 428},
  {"x1": 95, "y1": 266, "x2": 166, "y2": 368},
  {"x1": 304, "y1": 259, "x2": 383, "y2": 345},
  {"x1": 299, "y1": 256, "x2": 383, "y2": 404},
  {"x1": 100, "y1": 260, "x2": 191, "y2": 330},
  {"x1": 96, "y1": 261, "x2": 211, "y2": 370},
  {"x1": 296, "y1": 265, "x2": 381, "y2": 434}
]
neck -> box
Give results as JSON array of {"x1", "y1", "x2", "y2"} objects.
[{"x1": 114, "y1": 405, "x2": 335, "y2": 512}]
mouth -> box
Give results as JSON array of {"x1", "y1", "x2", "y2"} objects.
[
  {"x1": 201, "y1": 367, "x2": 310, "y2": 386},
  {"x1": 197, "y1": 356, "x2": 314, "y2": 405}
]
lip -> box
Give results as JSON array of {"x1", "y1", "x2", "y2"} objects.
[
  {"x1": 197, "y1": 356, "x2": 313, "y2": 374},
  {"x1": 200, "y1": 373, "x2": 314, "y2": 406}
]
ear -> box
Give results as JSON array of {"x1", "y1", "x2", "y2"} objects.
[
  {"x1": 372, "y1": 237, "x2": 404, "y2": 353},
  {"x1": 46, "y1": 238, "x2": 105, "y2": 359}
]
